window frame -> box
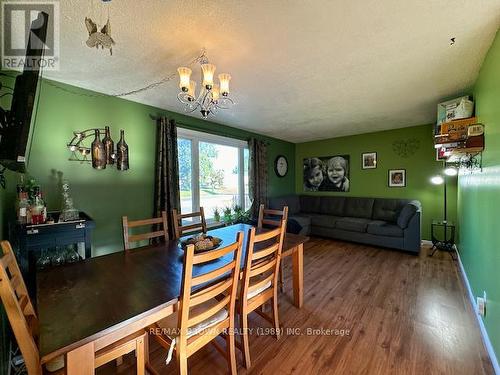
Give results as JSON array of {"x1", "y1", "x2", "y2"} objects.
[{"x1": 177, "y1": 127, "x2": 249, "y2": 217}]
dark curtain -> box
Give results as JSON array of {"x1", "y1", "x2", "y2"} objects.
[
  {"x1": 248, "y1": 138, "x2": 268, "y2": 219},
  {"x1": 153, "y1": 117, "x2": 180, "y2": 239}
]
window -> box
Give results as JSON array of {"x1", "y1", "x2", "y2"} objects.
[{"x1": 177, "y1": 128, "x2": 250, "y2": 221}]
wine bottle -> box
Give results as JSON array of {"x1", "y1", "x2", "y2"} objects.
[
  {"x1": 102, "y1": 126, "x2": 115, "y2": 165},
  {"x1": 91, "y1": 129, "x2": 106, "y2": 170},
  {"x1": 116, "y1": 129, "x2": 129, "y2": 171}
]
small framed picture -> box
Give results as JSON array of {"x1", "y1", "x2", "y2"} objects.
[
  {"x1": 388, "y1": 169, "x2": 406, "y2": 187},
  {"x1": 362, "y1": 152, "x2": 377, "y2": 169}
]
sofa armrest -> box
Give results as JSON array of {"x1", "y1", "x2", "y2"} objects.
[
  {"x1": 397, "y1": 201, "x2": 421, "y2": 229},
  {"x1": 403, "y1": 210, "x2": 421, "y2": 253}
]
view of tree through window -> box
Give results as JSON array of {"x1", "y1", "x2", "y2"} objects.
[{"x1": 177, "y1": 130, "x2": 250, "y2": 221}]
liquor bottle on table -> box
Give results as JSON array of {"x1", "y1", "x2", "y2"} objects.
[
  {"x1": 16, "y1": 185, "x2": 29, "y2": 225},
  {"x1": 31, "y1": 186, "x2": 46, "y2": 225}
]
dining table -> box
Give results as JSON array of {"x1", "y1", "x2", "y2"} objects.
[{"x1": 36, "y1": 223, "x2": 308, "y2": 374}]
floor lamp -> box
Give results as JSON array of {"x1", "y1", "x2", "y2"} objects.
[{"x1": 429, "y1": 163, "x2": 458, "y2": 256}]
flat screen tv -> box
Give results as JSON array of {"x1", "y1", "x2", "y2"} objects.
[{"x1": 0, "y1": 11, "x2": 48, "y2": 172}]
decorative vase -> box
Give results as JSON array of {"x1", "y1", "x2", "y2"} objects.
[
  {"x1": 102, "y1": 126, "x2": 115, "y2": 165},
  {"x1": 116, "y1": 129, "x2": 129, "y2": 171},
  {"x1": 91, "y1": 129, "x2": 106, "y2": 170}
]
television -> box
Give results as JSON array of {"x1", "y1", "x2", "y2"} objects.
[{"x1": 0, "y1": 11, "x2": 48, "y2": 172}]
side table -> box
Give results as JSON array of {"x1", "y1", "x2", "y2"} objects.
[{"x1": 430, "y1": 220, "x2": 456, "y2": 258}]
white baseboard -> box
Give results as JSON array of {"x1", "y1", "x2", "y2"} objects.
[{"x1": 456, "y1": 250, "x2": 500, "y2": 374}]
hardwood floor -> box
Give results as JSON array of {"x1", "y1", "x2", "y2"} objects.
[{"x1": 99, "y1": 238, "x2": 495, "y2": 375}]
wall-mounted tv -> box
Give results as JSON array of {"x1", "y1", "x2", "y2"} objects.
[{"x1": 0, "y1": 11, "x2": 48, "y2": 172}]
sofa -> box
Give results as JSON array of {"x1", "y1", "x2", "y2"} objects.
[{"x1": 268, "y1": 195, "x2": 421, "y2": 253}]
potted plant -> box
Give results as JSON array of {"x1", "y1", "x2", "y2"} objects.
[
  {"x1": 232, "y1": 204, "x2": 252, "y2": 224},
  {"x1": 222, "y1": 206, "x2": 233, "y2": 225},
  {"x1": 213, "y1": 207, "x2": 221, "y2": 223}
]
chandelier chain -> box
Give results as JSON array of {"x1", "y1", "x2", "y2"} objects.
[{"x1": 44, "y1": 49, "x2": 208, "y2": 98}]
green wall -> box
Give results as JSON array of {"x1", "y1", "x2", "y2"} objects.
[
  {"x1": 295, "y1": 124, "x2": 457, "y2": 240},
  {"x1": 0, "y1": 73, "x2": 295, "y2": 256},
  {"x1": 458, "y1": 29, "x2": 500, "y2": 363}
]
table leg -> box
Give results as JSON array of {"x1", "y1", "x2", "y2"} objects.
[
  {"x1": 292, "y1": 244, "x2": 304, "y2": 308},
  {"x1": 67, "y1": 342, "x2": 94, "y2": 375}
]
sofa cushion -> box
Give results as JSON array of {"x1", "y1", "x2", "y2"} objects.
[
  {"x1": 269, "y1": 196, "x2": 301, "y2": 216},
  {"x1": 397, "y1": 204, "x2": 417, "y2": 229},
  {"x1": 300, "y1": 196, "x2": 321, "y2": 213},
  {"x1": 310, "y1": 214, "x2": 342, "y2": 228},
  {"x1": 319, "y1": 196, "x2": 346, "y2": 216},
  {"x1": 343, "y1": 198, "x2": 375, "y2": 219},
  {"x1": 335, "y1": 217, "x2": 371, "y2": 232},
  {"x1": 372, "y1": 199, "x2": 407, "y2": 223},
  {"x1": 367, "y1": 221, "x2": 404, "y2": 237},
  {"x1": 289, "y1": 215, "x2": 311, "y2": 229}
]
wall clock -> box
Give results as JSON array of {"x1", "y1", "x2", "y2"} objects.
[{"x1": 274, "y1": 155, "x2": 288, "y2": 177}]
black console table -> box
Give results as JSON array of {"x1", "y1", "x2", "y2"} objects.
[
  {"x1": 10, "y1": 211, "x2": 95, "y2": 297},
  {"x1": 430, "y1": 220, "x2": 456, "y2": 258}
]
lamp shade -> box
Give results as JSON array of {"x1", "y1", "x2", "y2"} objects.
[
  {"x1": 177, "y1": 67, "x2": 192, "y2": 91},
  {"x1": 444, "y1": 167, "x2": 458, "y2": 176},
  {"x1": 211, "y1": 84, "x2": 220, "y2": 101},
  {"x1": 219, "y1": 73, "x2": 231, "y2": 96},
  {"x1": 431, "y1": 175, "x2": 444, "y2": 185},
  {"x1": 187, "y1": 80, "x2": 197, "y2": 99},
  {"x1": 201, "y1": 63, "x2": 216, "y2": 89}
]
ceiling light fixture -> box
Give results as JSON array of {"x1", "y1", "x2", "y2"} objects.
[{"x1": 177, "y1": 55, "x2": 234, "y2": 119}]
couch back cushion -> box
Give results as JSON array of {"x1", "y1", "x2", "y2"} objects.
[
  {"x1": 344, "y1": 197, "x2": 375, "y2": 219},
  {"x1": 372, "y1": 199, "x2": 409, "y2": 223},
  {"x1": 319, "y1": 196, "x2": 346, "y2": 216},
  {"x1": 269, "y1": 196, "x2": 301, "y2": 215},
  {"x1": 300, "y1": 195, "x2": 321, "y2": 213}
]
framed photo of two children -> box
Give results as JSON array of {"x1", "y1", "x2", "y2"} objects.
[{"x1": 303, "y1": 155, "x2": 350, "y2": 192}]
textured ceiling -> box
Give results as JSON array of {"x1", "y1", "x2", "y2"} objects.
[{"x1": 44, "y1": 0, "x2": 500, "y2": 142}]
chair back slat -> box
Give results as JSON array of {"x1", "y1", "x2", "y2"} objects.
[
  {"x1": 177, "y1": 233, "x2": 243, "y2": 352},
  {"x1": 187, "y1": 295, "x2": 230, "y2": 328},
  {"x1": 190, "y1": 279, "x2": 232, "y2": 307},
  {"x1": 172, "y1": 207, "x2": 207, "y2": 239},
  {"x1": 0, "y1": 241, "x2": 41, "y2": 374},
  {"x1": 247, "y1": 272, "x2": 274, "y2": 296},
  {"x1": 122, "y1": 211, "x2": 169, "y2": 250},
  {"x1": 192, "y1": 241, "x2": 239, "y2": 264},
  {"x1": 191, "y1": 261, "x2": 235, "y2": 287},
  {"x1": 249, "y1": 258, "x2": 277, "y2": 277},
  {"x1": 252, "y1": 243, "x2": 279, "y2": 261},
  {"x1": 257, "y1": 204, "x2": 289, "y2": 229},
  {"x1": 240, "y1": 210, "x2": 287, "y2": 303}
]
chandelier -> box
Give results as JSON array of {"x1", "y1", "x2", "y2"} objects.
[{"x1": 177, "y1": 56, "x2": 234, "y2": 119}]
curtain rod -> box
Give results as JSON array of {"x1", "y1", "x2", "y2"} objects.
[{"x1": 149, "y1": 114, "x2": 271, "y2": 145}]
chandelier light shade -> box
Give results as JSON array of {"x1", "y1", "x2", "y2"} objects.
[
  {"x1": 177, "y1": 54, "x2": 234, "y2": 119},
  {"x1": 212, "y1": 84, "x2": 220, "y2": 101},
  {"x1": 177, "y1": 67, "x2": 192, "y2": 91},
  {"x1": 201, "y1": 63, "x2": 216, "y2": 89},
  {"x1": 187, "y1": 80, "x2": 197, "y2": 99},
  {"x1": 218, "y1": 73, "x2": 231, "y2": 96}
]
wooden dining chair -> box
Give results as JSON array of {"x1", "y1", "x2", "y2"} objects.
[
  {"x1": 0, "y1": 241, "x2": 148, "y2": 375},
  {"x1": 238, "y1": 218, "x2": 287, "y2": 369},
  {"x1": 172, "y1": 207, "x2": 207, "y2": 239},
  {"x1": 257, "y1": 204, "x2": 289, "y2": 292},
  {"x1": 122, "y1": 211, "x2": 169, "y2": 250},
  {"x1": 148, "y1": 232, "x2": 244, "y2": 375}
]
